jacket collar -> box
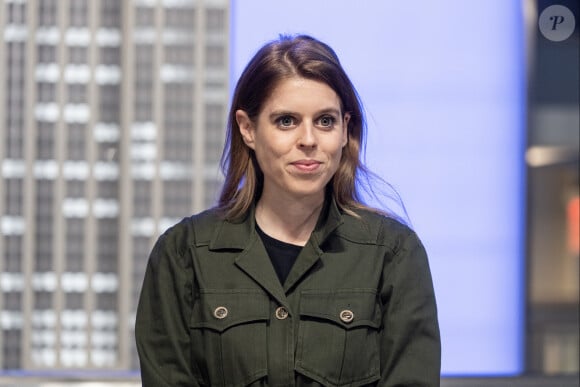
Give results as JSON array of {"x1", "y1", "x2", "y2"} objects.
[
  {"x1": 209, "y1": 197, "x2": 344, "y2": 251},
  {"x1": 208, "y1": 197, "x2": 345, "y2": 301}
]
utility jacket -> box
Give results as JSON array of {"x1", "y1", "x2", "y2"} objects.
[{"x1": 135, "y1": 199, "x2": 441, "y2": 386}]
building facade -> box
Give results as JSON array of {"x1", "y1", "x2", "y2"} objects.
[{"x1": 0, "y1": 0, "x2": 229, "y2": 370}]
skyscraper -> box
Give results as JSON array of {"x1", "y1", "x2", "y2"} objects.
[{"x1": 0, "y1": 0, "x2": 229, "y2": 371}]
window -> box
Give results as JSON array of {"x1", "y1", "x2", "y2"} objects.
[
  {"x1": 2, "y1": 330, "x2": 22, "y2": 369},
  {"x1": 134, "y1": 78, "x2": 153, "y2": 122},
  {"x1": 35, "y1": 180, "x2": 54, "y2": 272},
  {"x1": 65, "y1": 293, "x2": 84, "y2": 310},
  {"x1": 37, "y1": 45, "x2": 57, "y2": 64},
  {"x1": 204, "y1": 178, "x2": 222, "y2": 209},
  {"x1": 165, "y1": 7, "x2": 196, "y2": 30},
  {"x1": 133, "y1": 180, "x2": 151, "y2": 217},
  {"x1": 205, "y1": 44, "x2": 224, "y2": 68},
  {"x1": 36, "y1": 122, "x2": 55, "y2": 160},
  {"x1": 96, "y1": 219, "x2": 118, "y2": 273},
  {"x1": 34, "y1": 291, "x2": 53, "y2": 310},
  {"x1": 68, "y1": 84, "x2": 87, "y2": 104},
  {"x1": 4, "y1": 236, "x2": 23, "y2": 272},
  {"x1": 37, "y1": 82, "x2": 56, "y2": 103},
  {"x1": 164, "y1": 44, "x2": 194, "y2": 66},
  {"x1": 97, "y1": 181, "x2": 118, "y2": 199},
  {"x1": 6, "y1": 43, "x2": 26, "y2": 157},
  {"x1": 99, "y1": 85, "x2": 120, "y2": 123},
  {"x1": 37, "y1": 0, "x2": 58, "y2": 27},
  {"x1": 69, "y1": 0, "x2": 88, "y2": 27},
  {"x1": 97, "y1": 142, "x2": 119, "y2": 162},
  {"x1": 3, "y1": 292, "x2": 22, "y2": 311},
  {"x1": 205, "y1": 8, "x2": 225, "y2": 32},
  {"x1": 8, "y1": 3, "x2": 26, "y2": 24},
  {"x1": 131, "y1": 236, "x2": 151, "y2": 312},
  {"x1": 164, "y1": 83, "x2": 193, "y2": 162},
  {"x1": 101, "y1": 0, "x2": 121, "y2": 28},
  {"x1": 100, "y1": 46, "x2": 120, "y2": 66},
  {"x1": 66, "y1": 180, "x2": 85, "y2": 198},
  {"x1": 96, "y1": 293, "x2": 117, "y2": 311},
  {"x1": 66, "y1": 219, "x2": 85, "y2": 272},
  {"x1": 163, "y1": 180, "x2": 191, "y2": 218},
  {"x1": 135, "y1": 7, "x2": 154, "y2": 27},
  {"x1": 204, "y1": 103, "x2": 225, "y2": 164},
  {"x1": 67, "y1": 123, "x2": 87, "y2": 161},
  {"x1": 68, "y1": 47, "x2": 88, "y2": 65},
  {"x1": 4, "y1": 178, "x2": 23, "y2": 216}
]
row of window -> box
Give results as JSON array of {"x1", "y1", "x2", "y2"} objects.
[
  {"x1": 36, "y1": 45, "x2": 120, "y2": 65},
  {"x1": 1, "y1": 158, "x2": 222, "y2": 180},
  {"x1": 3, "y1": 294, "x2": 124, "y2": 319},
  {"x1": 6, "y1": 2, "x2": 225, "y2": 31},
  {"x1": 35, "y1": 0, "x2": 120, "y2": 29},
  {"x1": 3, "y1": 178, "x2": 115, "y2": 204},
  {"x1": 30, "y1": 330, "x2": 119, "y2": 348},
  {"x1": 1, "y1": 309, "x2": 118, "y2": 327},
  {"x1": 4, "y1": 197, "x2": 201, "y2": 223},
  {"x1": 6, "y1": 39, "x2": 224, "y2": 69}
]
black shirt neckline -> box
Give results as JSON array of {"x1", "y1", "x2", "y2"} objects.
[{"x1": 255, "y1": 224, "x2": 302, "y2": 285}]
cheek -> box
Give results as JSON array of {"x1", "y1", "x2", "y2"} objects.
[
  {"x1": 332, "y1": 148, "x2": 344, "y2": 165},
  {"x1": 252, "y1": 141, "x2": 285, "y2": 173},
  {"x1": 330, "y1": 137, "x2": 347, "y2": 158},
  {"x1": 255, "y1": 134, "x2": 293, "y2": 157}
]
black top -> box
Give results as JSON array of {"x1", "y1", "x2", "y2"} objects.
[{"x1": 256, "y1": 224, "x2": 302, "y2": 284}]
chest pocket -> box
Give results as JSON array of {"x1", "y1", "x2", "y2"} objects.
[
  {"x1": 295, "y1": 289, "x2": 382, "y2": 387},
  {"x1": 190, "y1": 289, "x2": 269, "y2": 387}
]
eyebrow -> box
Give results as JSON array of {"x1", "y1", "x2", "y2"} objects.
[{"x1": 268, "y1": 108, "x2": 342, "y2": 120}]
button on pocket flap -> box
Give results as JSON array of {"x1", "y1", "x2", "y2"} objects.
[
  {"x1": 299, "y1": 289, "x2": 381, "y2": 329},
  {"x1": 191, "y1": 290, "x2": 269, "y2": 332}
]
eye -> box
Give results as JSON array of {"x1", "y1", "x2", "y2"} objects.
[
  {"x1": 276, "y1": 115, "x2": 296, "y2": 128},
  {"x1": 316, "y1": 115, "x2": 336, "y2": 128}
]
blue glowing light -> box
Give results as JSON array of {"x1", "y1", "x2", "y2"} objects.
[{"x1": 232, "y1": 1, "x2": 525, "y2": 374}]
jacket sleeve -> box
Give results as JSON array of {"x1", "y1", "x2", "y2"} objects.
[
  {"x1": 379, "y1": 228, "x2": 441, "y2": 387},
  {"x1": 135, "y1": 224, "x2": 200, "y2": 387}
]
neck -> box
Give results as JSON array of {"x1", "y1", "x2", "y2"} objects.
[{"x1": 255, "y1": 191, "x2": 325, "y2": 246}]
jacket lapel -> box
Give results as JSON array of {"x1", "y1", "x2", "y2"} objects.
[
  {"x1": 208, "y1": 198, "x2": 344, "y2": 298},
  {"x1": 283, "y1": 198, "x2": 343, "y2": 292},
  {"x1": 234, "y1": 237, "x2": 288, "y2": 307},
  {"x1": 209, "y1": 206, "x2": 288, "y2": 307}
]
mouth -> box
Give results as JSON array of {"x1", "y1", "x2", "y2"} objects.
[{"x1": 290, "y1": 160, "x2": 322, "y2": 173}]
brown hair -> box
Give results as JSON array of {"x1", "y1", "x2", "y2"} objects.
[{"x1": 218, "y1": 34, "x2": 386, "y2": 220}]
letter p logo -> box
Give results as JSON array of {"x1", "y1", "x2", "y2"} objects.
[
  {"x1": 550, "y1": 15, "x2": 565, "y2": 30},
  {"x1": 539, "y1": 5, "x2": 576, "y2": 42}
]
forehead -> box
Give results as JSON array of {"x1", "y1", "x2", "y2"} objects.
[{"x1": 262, "y1": 77, "x2": 342, "y2": 112}]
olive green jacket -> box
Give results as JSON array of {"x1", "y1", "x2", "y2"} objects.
[{"x1": 135, "y1": 200, "x2": 440, "y2": 386}]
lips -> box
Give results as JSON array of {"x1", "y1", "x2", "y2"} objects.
[{"x1": 291, "y1": 159, "x2": 322, "y2": 172}]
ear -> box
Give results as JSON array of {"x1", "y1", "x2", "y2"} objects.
[
  {"x1": 236, "y1": 110, "x2": 256, "y2": 150},
  {"x1": 341, "y1": 113, "x2": 350, "y2": 147}
]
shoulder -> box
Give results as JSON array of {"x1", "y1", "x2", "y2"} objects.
[
  {"x1": 337, "y1": 208, "x2": 419, "y2": 253},
  {"x1": 153, "y1": 208, "x2": 223, "y2": 258}
]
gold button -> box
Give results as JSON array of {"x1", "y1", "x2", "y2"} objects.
[
  {"x1": 275, "y1": 306, "x2": 289, "y2": 320},
  {"x1": 213, "y1": 306, "x2": 228, "y2": 319},
  {"x1": 339, "y1": 309, "x2": 354, "y2": 323}
]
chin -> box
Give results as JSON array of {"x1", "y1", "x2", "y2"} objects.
[{"x1": 286, "y1": 185, "x2": 327, "y2": 199}]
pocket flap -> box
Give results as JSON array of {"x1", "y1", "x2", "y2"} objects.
[
  {"x1": 190, "y1": 290, "x2": 269, "y2": 332},
  {"x1": 299, "y1": 289, "x2": 381, "y2": 329}
]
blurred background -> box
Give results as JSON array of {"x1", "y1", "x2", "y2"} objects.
[{"x1": 0, "y1": 0, "x2": 578, "y2": 385}]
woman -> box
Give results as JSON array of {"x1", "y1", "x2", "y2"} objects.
[{"x1": 135, "y1": 34, "x2": 440, "y2": 386}]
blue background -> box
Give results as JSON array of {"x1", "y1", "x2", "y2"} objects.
[{"x1": 231, "y1": 1, "x2": 526, "y2": 375}]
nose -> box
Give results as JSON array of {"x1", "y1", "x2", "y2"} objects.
[{"x1": 298, "y1": 123, "x2": 317, "y2": 149}]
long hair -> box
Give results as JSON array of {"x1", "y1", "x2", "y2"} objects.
[{"x1": 218, "y1": 34, "x2": 402, "y2": 221}]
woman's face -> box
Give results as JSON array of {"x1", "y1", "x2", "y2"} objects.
[{"x1": 237, "y1": 77, "x2": 349, "y2": 203}]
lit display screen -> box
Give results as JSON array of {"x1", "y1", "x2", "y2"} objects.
[{"x1": 232, "y1": 1, "x2": 525, "y2": 375}]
